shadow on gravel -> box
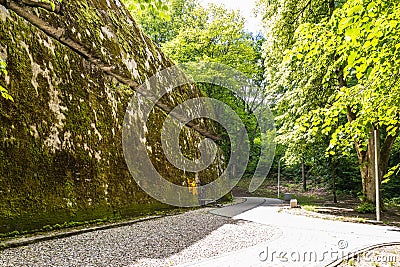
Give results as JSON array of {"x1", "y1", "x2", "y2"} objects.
[
  {"x1": 127, "y1": 210, "x2": 235, "y2": 259},
  {"x1": 0, "y1": 209, "x2": 238, "y2": 266}
]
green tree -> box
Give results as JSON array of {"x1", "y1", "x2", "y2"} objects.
[
  {"x1": 130, "y1": 2, "x2": 269, "y2": 178},
  {"x1": 260, "y1": 0, "x2": 400, "y2": 203},
  {"x1": 124, "y1": 0, "x2": 198, "y2": 45},
  {"x1": 122, "y1": 0, "x2": 170, "y2": 22},
  {"x1": 162, "y1": 4, "x2": 269, "y2": 177},
  {"x1": 162, "y1": 4, "x2": 259, "y2": 73},
  {"x1": 257, "y1": 0, "x2": 339, "y2": 193}
]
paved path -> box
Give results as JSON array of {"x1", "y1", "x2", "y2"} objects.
[
  {"x1": 209, "y1": 197, "x2": 284, "y2": 218},
  {"x1": 180, "y1": 198, "x2": 400, "y2": 267}
]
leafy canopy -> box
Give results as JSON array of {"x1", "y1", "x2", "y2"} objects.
[
  {"x1": 265, "y1": 0, "x2": 400, "y2": 161},
  {"x1": 122, "y1": 0, "x2": 170, "y2": 20}
]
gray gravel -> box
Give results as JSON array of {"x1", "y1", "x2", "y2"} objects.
[{"x1": 0, "y1": 208, "x2": 278, "y2": 267}]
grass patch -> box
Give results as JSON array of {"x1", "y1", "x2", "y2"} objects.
[
  {"x1": 302, "y1": 205, "x2": 317, "y2": 212},
  {"x1": 289, "y1": 194, "x2": 323, "y2": 205}
]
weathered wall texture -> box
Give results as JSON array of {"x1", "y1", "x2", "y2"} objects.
[{"x1": 0, "y1": 0, "x2": 223, "y2": 232}]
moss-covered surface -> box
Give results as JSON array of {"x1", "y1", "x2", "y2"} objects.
[
  {"x1": 0, "y1": 1, "x2": 224, "y2": 233},
  {"x1": 0, "y1": 202, "x2": 174, "y2": 235}
]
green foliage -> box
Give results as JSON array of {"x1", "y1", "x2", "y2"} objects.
[
  {"x1": 9, "y1": 230, "x2": 19, "y2": 237},
  {"x1": 347, "y1": 259, "x2": 356, "y2": 266},
  {"x1": 127, "y1": 0, "x2": 199, "y2": 45},
  {"x1": 384, "y1": 197, "x2": 400, "y2": 207},
  {"x1": 258, "y1": 0, "x2": 400, "y2": 200},
  {"x1": 256, "y1": 0, "x2": 338, "y2": 166},
  {"x1": 41, "y1": 0, "x2": 56, "y2": 11},
  {"x1": 0, "y1": 59, "x2": 13, "y2": 102},
  {"x1": 163, "y1": 4, "x2": 267, "y2": 177},
  {"x1": 356, "y1": 202, "x2": 376, "y2": 214},
  {"x1": 287, "y1": 0, "x2": 400, "y2": 154},
  {"x1": 123, "y1": 0, "x2": 170, "y2": 24},
  {"x1": 131, "y1": 0, "x2": 264, "y2": 81},
  {"x1": 133, "y1": 1, "x2": 268, "y2": 177},
  {"x1": 382, "y1": 139, "x2": 400, "y2": 199},
  {"x1": 40, "y1": 219, "x2": 105, "y2": 232},
  {"x1": 162, "y1": 4, "x2": 263, "y2": 79},
  {"x1": 382, "y1": 174, "x2": 400, "y2": 200}
]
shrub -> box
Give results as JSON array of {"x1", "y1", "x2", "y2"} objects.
[{"x1": 356, "y1": 202, "x2": 376, "y2": 214}]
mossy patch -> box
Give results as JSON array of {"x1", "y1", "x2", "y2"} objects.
[{"x1": 0, "y1": 1, "x2": 224, "y2": 233}]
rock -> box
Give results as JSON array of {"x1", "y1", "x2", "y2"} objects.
[{"x1": 0, "y1": 0, "x2": 223, "y2": 232}]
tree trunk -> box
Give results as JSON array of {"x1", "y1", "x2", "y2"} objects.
[
  {"x1": 359, "y1": 130, "x2": 379, "y2": 203},
  {"x1": 338, "y1": 62, "x2": 399, "y2": 204},
  {"x1": 357, "y1": 128, "x2": 396, "y2": 203}
]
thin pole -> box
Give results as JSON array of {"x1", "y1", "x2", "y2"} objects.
[
  {"x1": 374, "y1": 129, "x2": 381, "y2": 222},
  {"x1": 278, "y1": 159, "x2": 281, "y2": 198},
  {"x1": 302, "y1": 157, "x2": 306, "y2": 191}
]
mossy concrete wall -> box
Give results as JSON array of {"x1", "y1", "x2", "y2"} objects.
[{"x1": 0, "y1": 0, "x2": 223, "y2": 233}]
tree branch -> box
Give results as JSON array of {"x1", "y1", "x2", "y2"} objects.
[
  {"x1": 288, "y1": 0, "x2": 312, "y2": 25},
  {"x1": 329, "y1": 0, "x2": 335, "y2": 16},
  {"x1": 20, "y1": 0, "x2": 62, "y2": 14},
  {"x1": 1, "y1": 0, "x2": 62, "y2": 14},
  {"x1": 335, "y1": 66, "x2": 368, "y2": 162}
]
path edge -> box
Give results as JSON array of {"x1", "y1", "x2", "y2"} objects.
[
  {"x1": 0, "y1": 215, "x2": 163, "y2": 251},
  {"x1": 325, "y1": 242, "x2": 400, "y2": 267}
]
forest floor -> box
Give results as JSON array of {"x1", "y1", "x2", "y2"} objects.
[{"x1": 233, "y1": 179, "x2": 400, "y2": 227}]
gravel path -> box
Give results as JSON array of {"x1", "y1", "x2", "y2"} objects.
[
  {"x1": 209, "y1": 197, "x2": 283, "y2": 218},
  {"x1": 0, "y1": 208, "x2": 279, "y2": 267}
]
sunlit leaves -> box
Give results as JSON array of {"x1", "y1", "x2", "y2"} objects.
[
  {"x1": 0, "y1": 86, "x2": 13, "y2": 102},
  {"x1": 259, "y1": 0, "x2": 400, "y2": 171},
  {"x1": 0, "y1": 60, "x2": 7, "y2": 75},
  {"x1": 276, "y1": 0, "x2": 400, "y2": 157},
  {"x1": 162, "y1": 4, "x2": 261, "y2": 79},
  {"x1": 0, "y1": 59, "x2": 13, "y2": 102},
  {"x1": 122, "y1": 0, "x2": 170, "y2": 21},
  {"x1": 125, "y1": 0, "x2": 200, "y2": 45}
]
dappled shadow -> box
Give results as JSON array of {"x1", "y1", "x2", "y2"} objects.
[{"x1": 0, "y1": 209, "x2": 240, "y2": 266}]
